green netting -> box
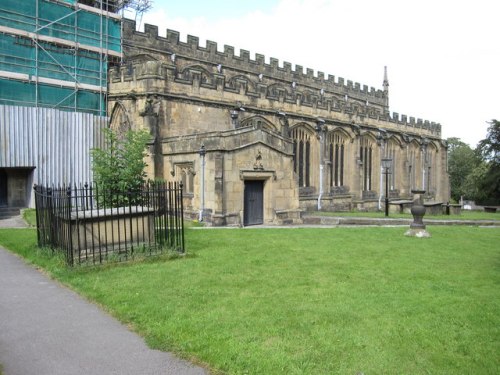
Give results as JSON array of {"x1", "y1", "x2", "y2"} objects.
[
  {"x1": 0, "y1": 79, "x2": 105, "y2": 115},
  {"x1": 0, "y1": 0, "x2": 120, "y2": 114},
  {"x1": 0, "y1": 34, "x2": 107, "y2": 87},
  {"x1": 0, "y1": 0, "x2": 121, "y2": 52}
]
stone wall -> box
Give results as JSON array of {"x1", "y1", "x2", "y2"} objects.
[{"x1": 107, "y1": 19, "x2": 450, "y2": 225}]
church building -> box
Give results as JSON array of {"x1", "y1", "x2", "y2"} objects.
[{"x1": 108, "y1": 19, "x2": 449, "y2": 226}]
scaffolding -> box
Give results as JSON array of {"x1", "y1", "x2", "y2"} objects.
[{"x1": 0, "y1": 0, "x2": 122, "y2": 115}]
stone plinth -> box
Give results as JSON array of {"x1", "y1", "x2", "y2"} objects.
[
  {"x1": 405, "y1": 190, "x2": 431, "y2": 238},
  {"x1": 63, "y1": 206, "x2": 155, "y2": 256}
]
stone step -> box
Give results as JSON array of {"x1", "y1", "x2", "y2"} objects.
[{"x1": 0, "y1": 207, "x2": 22, "y2": 219}]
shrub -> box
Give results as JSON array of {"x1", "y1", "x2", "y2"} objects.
[{"x1": 91, "y1": 128, "x2": 150, "y2": 207}]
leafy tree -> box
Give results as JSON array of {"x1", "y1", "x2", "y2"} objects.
[
  {"x1": 475, "y1": 120, "x2": 500, "y2": 205},
  {"x1": 91, "y1": 128, "x2": 150, "y2": 207},
  {"x1": 478, "y1": 120, "x2": 500, "y2": 164},
  {"x1": 446, "y1": 137, "x2": 482, "y2": 202},
  {"x1": 463, "y1": 162, "x2": 489, "y2": 203}
]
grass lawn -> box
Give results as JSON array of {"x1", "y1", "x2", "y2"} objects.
[
  {"x1": 0, "y1": 226, "x2": 499, "y2": 374},
  {"x1": 21, "y1": 208, "x2": 37, "y2": 227},
  {"x1": 311, "y1": 210, "x2": 500, "y2": 221}
]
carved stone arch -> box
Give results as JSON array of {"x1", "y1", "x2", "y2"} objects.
[
  {"x1": 428, "y1": 140, "x2": 440, "y2": 152},
  {"x1": 360, "y1": 131, "x2": 378, "y2": 144},
  {"x1": 408, "y1": 138, "x2": 421, "y2": 150},
  {"x1": 301, "y1": 89, "x2": 315, "y2": 104},
  {"x1": 328, "y1": 127, "x2": 352, "y2": 142},
  {"x1": 350, "y1": 100, "x2": 363, "y2": 114},
  {"x1": 240, "y1": 115, "x2": 277, "y2": 132},
  {"x1": 179, "y1": 64, "x2": 211, "y2": 83},
  {"x1": 289, "y1": 121, "x2": 316, "y2": 136},
  {"x1": 267, "y1": 83, "x2": 290, "y2": 98},
  {"x1": 109, "y1": 101, "x2": 131, "y2": 135},
  {"x1": 228, "y1": 74, "x2": 257, "y2": 92},
  {"x1": 387, "y1": 134, "x2": 403, "y2": 148}
]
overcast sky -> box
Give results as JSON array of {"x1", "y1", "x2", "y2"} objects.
[{"x1": 131, "y1": 0, "x2": 499, "y2": 147}]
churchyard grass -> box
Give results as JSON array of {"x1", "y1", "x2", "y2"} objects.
[
  {"x1": 313, "y1": 210, "x2": 500, "y2": 221},
  {"x1": 21, "y1": 208, "x2": 37, "y2": 227},
  {"x1": 0, "y1": 226, "x2": 499, "y2": 374}
]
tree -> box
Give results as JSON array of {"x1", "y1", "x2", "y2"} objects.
[
  {"x1": 478, "y1": 120, "x2": 500, "y2": 164},
  {"x1": 91, "y1": 128, "x2": 150, "y2": 207},
  {"x1": 446, "y1": 137, "x2": 482, "y2": 202},
  {"x1": 475, "y1": 120, "x2": 500, "y2": 205}
]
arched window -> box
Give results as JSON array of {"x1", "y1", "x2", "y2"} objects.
[
  {"x1": 328, "y1": 133, "x2": 345, "y2": 187},
  {"x1": 384, "y1": 140, "x2": 398, "y2": 190},
  {"x1": 174, "y1": 163, "x2": 194, "y2": 195},
  {"x1": 426, "y1": 144, "x2": 437, "y2": 195},
  {"x1": 360, "y1": 137, "x2": 373, "y2": 191},
  {"x1": 291, "y1": 127, "x2": 312, "y2": 187},
  {"x1": 408, "y1": 142, "x2": 419, "y2": 190}
]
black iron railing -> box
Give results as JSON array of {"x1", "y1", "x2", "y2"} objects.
[{"x1": 34, "y1": 181, "x2": 184, "y2": 266}]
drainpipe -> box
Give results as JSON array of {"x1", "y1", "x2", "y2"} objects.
[
  {"x1": 198, "y1": 144, "x2": 206, "y2": 221},
  {"x1": 378, "y1": 163, "x2": 384, "y2": 210},
  {"x1": 421, "y1": 138, "x2": 428, "y2": 192},
  {"x1": 316, "y1": 120, "x2": 325, "y2": 210},
  {"x1": 377, "y1": 135, "x2": 386, "y2": 211}
]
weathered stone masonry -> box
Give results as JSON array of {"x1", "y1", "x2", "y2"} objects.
[{"x1": 108, "y1": 19, "x2": 449, "y2": 226}]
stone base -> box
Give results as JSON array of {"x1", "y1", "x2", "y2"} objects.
[
  {"x1": 404, "y1": 228, "x2": 431, "y2": 238},
  {"x1": 274, "y1": 209, "x2": 303, "y2": 225}
]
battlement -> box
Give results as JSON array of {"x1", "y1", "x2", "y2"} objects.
[
  {"x1": 115, "y1": 19, "x2": 441, "y2": 137},
  {"x1": 386, "y1": 112, "x2": 441, "y2": 135},
  {"x1": 110, "y1": 62, "x2": 441, "y2": 137},
  {"x1": 123, "y1": 19, "x2": 386, "y2": 101}
]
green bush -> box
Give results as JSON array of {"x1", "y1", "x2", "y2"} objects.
[{"x1": 91, "y1": 128, "x2": 150, "y2": 207}]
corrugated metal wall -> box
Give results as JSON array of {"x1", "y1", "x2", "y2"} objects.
[{"x1": 0, "y1": 105, "x2": 107, "y2": 185}]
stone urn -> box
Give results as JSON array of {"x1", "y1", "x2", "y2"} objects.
[{"x1": 405, "y1": 189, "x2": 431, "y2": 237}]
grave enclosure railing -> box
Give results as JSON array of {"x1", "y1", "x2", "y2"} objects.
[{"x1": 34, "y1": 181, "x2": 185, "y2": 266}]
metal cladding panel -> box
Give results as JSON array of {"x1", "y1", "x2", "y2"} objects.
[{"x1": 0, "y1": 105, "x2": 107, "y2": 185}]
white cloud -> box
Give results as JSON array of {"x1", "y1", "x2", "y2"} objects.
[{"x1": 140, "y1": 0, "x2": 500, "y2": 146}]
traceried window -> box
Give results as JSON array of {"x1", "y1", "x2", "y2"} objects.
[
  {"x1": 384, "y1": 141, "x2": 397, "y2": 190},
  {"x1": 408, "y1": 144, "x2": 418, "y2": 190},
  {"x1": 291, "y1": 127, "x2": 312, "y2": 187},
  {"x1": 328, "y1": 133, "x2": 345, "y2": 187},
  {"x1": 425, "y1": 144, "x2": 437, "y2": 195},
  {"x1": 174, "y1": 163, "x2": 194, "y2": 195},
  {"x1": 360, "y1": 137, "x2": 373, "y2": 191}
]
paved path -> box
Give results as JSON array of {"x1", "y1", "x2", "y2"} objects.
[
  {"x1": 0, "y1": 245, "x2": 208, "y2": 375},
  {"x1": 0, "y1": 215, "x2": 28, "y2": 229}
]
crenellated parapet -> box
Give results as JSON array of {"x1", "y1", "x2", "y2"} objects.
[
  {"x1": 109, "y1": 58, "x2": 441, "y2": 138},
  {"x1": 121, "y1": 19, "x2": 387, "y2": 105}
]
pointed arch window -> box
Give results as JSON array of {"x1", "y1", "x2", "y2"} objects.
[
  {"x1": 360, "y1": 138, "x2": 373, "y2": 191},
  {"x1": 328, "y1": 133, "x2": 345, "y2": 187},
  {"x1": 408, "y1": 146, "x2": 417, "y2": 190},
  {"x1": 291, "y1": 127, "x2": 311, "y2": 187},
  {"x1": 174, "y1": 163, "x2": 194, "y2": 195},
  {"x1": 425, "y1": 146, "x2": 437, "y2": 195},
  {"x1": 384, "y1": 141, "x2": 397, "y2": 190}
]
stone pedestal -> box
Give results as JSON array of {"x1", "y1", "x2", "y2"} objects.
[{"x1": 405, "y1": 189, "x2": 431, "y2": 238}]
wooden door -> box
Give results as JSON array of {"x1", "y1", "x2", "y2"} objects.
[{"x1": 244, "y1": 180, "x2": 263, "y2": 226}]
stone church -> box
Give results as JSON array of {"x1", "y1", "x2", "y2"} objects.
[{"x1": 108, "y1": 19, "x2": 449, "y2": 226}]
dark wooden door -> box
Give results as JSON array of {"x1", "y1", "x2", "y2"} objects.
[
  {"x1": 0, "y1": 169, "x2": 7, "y2": 206},
  {"x1": 244, "y1": 180, "x2": 263, "y2": 226}
]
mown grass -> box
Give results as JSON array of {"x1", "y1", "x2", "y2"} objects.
[
  {"x1": 21, "y1": 208, "x2": 37, "y2": 227},
  {"x1": 311, "y1": 209, "x2": 500, "y2": 221},
  {"x1": 1, "y1": 226, "x2": 499, "y2": 374}
]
